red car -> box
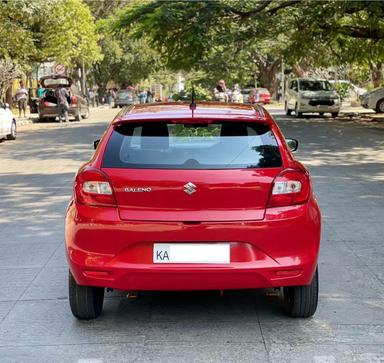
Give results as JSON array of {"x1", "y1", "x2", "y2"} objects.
[
  {"x1": 65, "y1": 102, "x2": 321, "y2": 320},
  {"x1": 250, "y1": 88, "x2": 271, "y2": 104}
]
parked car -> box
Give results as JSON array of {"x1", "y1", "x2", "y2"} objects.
[
  {"x1": 249, "y1": 88, "x2": 271, "y2": 104},
  {"x1": 66, "y1": 102, "x2": 321, "y2": 320},
  {"x1": 38, "y1": 76, "x2": 89, "y2": 122},
  {"x1": 114, "y1": 89, "x2": 137, "y2": 108},
  {"x1": 361, "y1": 87, "x2": 384, "y2": 113},
  {"x1": 0, "y1": 103, "x2": 16, "y2": 141},
  {"x1": 241, "y1": 87, "x2": 253, "y2": 103},
  {"x1": 285, "y1": 78, "x2": 340, "y2": 117},
  {"x1": 328, "y1": 80, "x2": 366, "y2": 101}
]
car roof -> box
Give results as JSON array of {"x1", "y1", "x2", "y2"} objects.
[
  {"x1": 295, "y1": 78, "x2": 328, "y2": 81},
  {"x1": 113, "y1": 102, "x2": 268, "y2": 124}
]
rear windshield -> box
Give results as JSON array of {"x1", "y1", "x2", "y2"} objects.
[{"x1": 102, "y1": 121, "x2": 282, "y2": 169}]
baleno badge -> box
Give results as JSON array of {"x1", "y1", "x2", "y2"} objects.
[{"x1": 124, "y1": 187, "x2": 152, "y2": 193}]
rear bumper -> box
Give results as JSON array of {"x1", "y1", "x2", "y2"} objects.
[
  {"x1": 39, "y1": 107, "x2": 78, "y2": 118},
  {"x1": 65, "y1": 199, "x2": 321, "y2": 291}
]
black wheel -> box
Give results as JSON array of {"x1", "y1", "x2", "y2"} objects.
[
  {"x1": 74, "y1": 107, "x2": 81, "y2": 121},
  {"x1": 375, "y1": 98, "x2": 384, "y2": 113},
  {"x1": 285, "y1": 101, "x2": 292, "y2": 116},
  {"x1": 6, "y1": 120, "x2": 16, "y2": 140},
  {"x1": 283, "y1": 267, "x2": 318, "y2": 318},
  {"x1": 295, "y1": 104, "x2": 303, "y2": 118},
  {"x1": 331, "y1": 112, "x2": 339, "y2": 118},
  {"x1": 81, "y1": 107, "x2": 90, "y2": 119},
  {"x1": 68, "y1": 271, "x2": 104, "y2": 320},
  {"x1": 319, "y1": 112, "x2": 324, "y2": 116}
]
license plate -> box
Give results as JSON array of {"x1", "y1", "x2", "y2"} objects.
[{"x1": 153, "y1": 243, "x2": 230, "y2": 264}]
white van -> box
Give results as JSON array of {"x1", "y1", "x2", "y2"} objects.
[
  {"x1": 0, "y1": 103, "x2": 16, "y2": 141},
  {"x1": 285, "y1": 78, "x2": 340, "y2": 117}
]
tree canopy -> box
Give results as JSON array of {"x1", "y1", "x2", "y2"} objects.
[
  {"x1": 0, "y1": 0, "x2": 101, "y2": 69},
  {"x1": 116, "y1": 0, "x2": 384, "y2": 89}
]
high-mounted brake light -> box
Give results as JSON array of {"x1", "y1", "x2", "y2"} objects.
[
  {"x1": 268, "y1": 169, "x2": 310, "y2": 208},
  {"x1": 74, "y1": 167, "x2": 116, "y2": 207}
]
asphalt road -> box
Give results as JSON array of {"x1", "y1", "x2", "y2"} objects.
[{"x1": 0, "y1": 107, "x2": 383, "y2": 363}]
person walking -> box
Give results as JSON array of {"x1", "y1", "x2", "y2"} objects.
[
  {"x1": 15, "y1": 81, "x2": 28, "y2": 118},
  {"x1": 94, "y1": 89, "x2": 99, "y2": 107},
  {"x1": 107, "y1": 89, "x2": 113, "y2": 107},
  {"x1": 213, "y1": 79, "x2": 228, "y2": 102},
  {"x1": 56, "y1": 85, "x2": 70, "y2": 123},
  {"x1": 146, "y1": 88, "x2": 153, "y2": 103},
  {"x1": 138, "y1": 89, "x2": 147, "y2": 104},
  {"x1": 88, "y1": 89, "x2": 95, "y2": 107},
  {"x1": 231, "y1": 84, "x2": 243, "y2": 103}
]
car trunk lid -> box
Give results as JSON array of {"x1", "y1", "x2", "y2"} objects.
[{"x1": 102, "y1": 168, "x2": 281, "y2": 221}]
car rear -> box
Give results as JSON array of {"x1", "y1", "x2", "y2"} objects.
[
  {"x1": 115, "y1": 90, "x2": 135, "y2": 107},
  {"x1": 257, "y1": 88, "x2": 271, "y2": 104},
  {"x1": 38, "y1": 76, "x2": 81, "y2": 120},
  {"x1": 65, "y1": 103, "x2": 321, "y2": 319}
]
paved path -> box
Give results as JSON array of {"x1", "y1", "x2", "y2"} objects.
[{"x1": 0, "y1": 108, "x2": 383, "y2": 362}]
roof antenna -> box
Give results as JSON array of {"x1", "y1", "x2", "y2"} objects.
[{"x1": 189, "y1": 85, "x2": 196, "y2": 111}]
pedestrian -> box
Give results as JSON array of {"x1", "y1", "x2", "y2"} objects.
[
  {"x1": 107, "y1": 89, "x2": 113, "y2": 107},
  {"x1": 37, "y1": 82, "x2": 45, "y2": 98},
  {"x1": 15, "y1": 81, "x2": 28, "y2": 118},
  {"x1": 56, "y1": 85, "x2": 70, "y2": 123},
  {"x1": 146, "y1": 88, "x2": 153, "y2": 103},
  {"x1": 138, "y1": 89, "x2": 147, "y2": 104},
  {"x1": 94, "y1": 89, "x2": 99, "y2": 107},
  {"x1": 112, "y1": 88, "x2": 117, "y2": 107},
  {"x1": 213, "y1": 79, "x2": 228, "y2": 102},
  {"x1": 231, "y1": 84, "x2": 243, "y2": 103},
  {"x1": 88, "y1": 89, "x2": 95, "y2": 107}
]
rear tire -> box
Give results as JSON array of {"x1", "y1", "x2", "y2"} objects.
[
  {"x1": 6, "y1": 120, "x2": 16, "y2": 140},
  {"x1": 283, "y1": 267, "x2": 318, "y2": 318},
  {"x1": 68, "y1": 271, "x2": 104, "y2": 320},
  {"x1": 375, "y1": 99, "x2": 384, "y2": 113},
  {"x1": 319, "y1": 112, "x2": 324, "y2": 116},
  {"x1": 331, "y1": 112, "x2": 339, "y2": 118},
  {"x1": 81, "y1": 107, "x2": 90, "y2": 119},
  {"x1": 285, "y1": 101, "x2": 292, "y2": 115},
  {"x1": 74, "y1": 108, "x2": 81, "y2": 121}
]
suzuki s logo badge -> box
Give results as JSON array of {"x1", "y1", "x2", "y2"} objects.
[{"x1": 184, "y1": 182, "x2": 196, "y2": 195}]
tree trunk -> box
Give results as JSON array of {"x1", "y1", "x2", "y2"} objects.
[
  {"x1": 6, "y1": 85, "x2": 13, "y2": 108},
  {"x1": 371, "y1": 62, "x2": 383, "y2": 88},
  {"x1": 258, "y1": 58, "x2": 281, "y2": 96}
]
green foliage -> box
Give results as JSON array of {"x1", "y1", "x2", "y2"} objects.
[
  {"x1": 116, "y1": 0, "x2": 384, "y2": 89},
  {"x1": 0, "y1": 0, "x2": 101, "y2": 68},
  {"x1": 93, "y1": 14, "x2": 162, "y2": 89},
  {"x1": 332, "y1": 83, "x2": 351, "y2": 101},
  {"x1": 172, "y1": 84, "x2": 213, "y2": 102}
]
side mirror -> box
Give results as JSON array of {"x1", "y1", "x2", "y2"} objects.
[
  {"x1": 93, "y1": 139, "x2": 100, "y2": 150},
  {"x1": 286, "y1": 138, "x2": 298, "y2": 152}
]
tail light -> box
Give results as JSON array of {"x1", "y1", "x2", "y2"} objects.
[
  {"x1": 71, "y1": 95, "x2": 78, "y2": 105},
  {"x1": 74, "y1": 167, "x2": 117, "y2": 207},
  {"x1": 268, "y1": 169, "x2": 310, "y2": 208}
]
